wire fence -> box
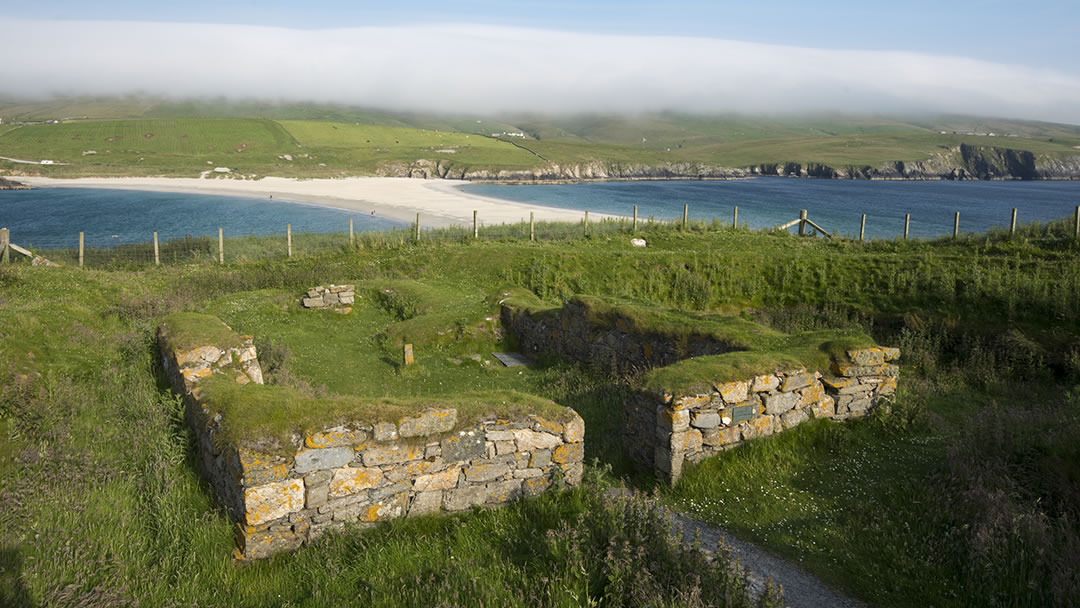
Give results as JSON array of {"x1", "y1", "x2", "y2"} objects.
[{"x1": 2, "y1": 204, "x2": 1078, "y2": 269}]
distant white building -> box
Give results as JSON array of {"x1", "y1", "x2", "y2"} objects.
[{"x1": 40, "y1": 160, "x2": 55, "y2": 165}]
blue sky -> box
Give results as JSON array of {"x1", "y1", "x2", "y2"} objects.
[
  {"x1": 3, "y1": 1, "x2": 1079, "y2": 122},
  {"x1": 12, "y1": 0, "x2": 1079, "y2": 72}
]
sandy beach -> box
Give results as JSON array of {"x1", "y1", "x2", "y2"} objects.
[{"x1": 16, "y1": 176, "x2": 617, "y2": 228}]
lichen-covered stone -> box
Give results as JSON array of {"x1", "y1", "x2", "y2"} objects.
[
  {"x1": 714, "y1": 381, "x2": 748, "y2": 404},
  {"x1": 656, "y1": 406, "x2": 690, "y2": 432},
  {"x1": 552, "y1": 442, "x2": 584, "y2": 464},
  {"x1": 522, "y1": 476, "x2": 551, "y2": 497},
  {"x1": 372, "y1": 422, "x2": 398, "y2": 442},
  {"x1": 780, "y1": 408, "x2": 810, "y2": 429},
  {"x1": 847, "y1": 347, "x2": 886, "y2": 366},
  {"x1": 751, "y1": 374, "x2": 780, "y2": 392},
  {"x1": 809, "y1": 397, "x2": 836, "y2": 419},
  {"x1": 530, "y1": 449, "x2": 552, "y2": 468},
  {"x1": 563, "y1": 414, "x2": 585, "y2": 443},
  {"x1": 487, "y1": 479, "x2": 523, "y2": 503},
  {"x1": 235, "y1": 524, "x2": 303, "y2": 560},
  {"x1": 561, "y1": 461, "x2": 584, "y2": 486},
  {"x1": 529, "y1": 415, "x2": 563, "y2": 436},
  {"x1": 701, "y1": 426, "x2": 738, "y2": 447},
  {"x1": 408, "y1": 491, "x2": 443, "y2": 517},
  {"x1": 465, "y1": 463, "x2": 509, "y2": 482},
  {"x1": 512, "y1": 429, "x2": 562, "y2": 451},
  {"x1": 413, "y1": 465, "x2": 461, "y2": 492},
  {"x1": 244, "y1": 479, "x2": 304, "y2": 526},
  {"x1": 444, "y1": 485, "x2": 488, "y2": 511},
  {"x1": 360, "y1": 444, "x2": 423, "y2": 467},
  {"x1": 763, "y1": 391, "x2": 800, "y2": 415},
  {"x1": 740, "y1": 416, "x2": 776, "y2": 441},
  {"x1": 294, "y1": 447, "x2": 354, "y2": 474},
  {"x1": 690, "y1": 411, "x2": 721, "y2": 429},
  {"x1": 329, "y1": 467, "x2": 382, "y2": 498},
  {"x1": 305, "y1": 426, "x2": 369, "y2": 449},
  {"x1": 397, "y1": 408, "x2": 456, "y2": 438},
  {"x1": 441, "y1": 427, "x2": 485, "y2": 461},
  {"x1": 781, "y1": 371, "x2": 814, "y2": 392}
]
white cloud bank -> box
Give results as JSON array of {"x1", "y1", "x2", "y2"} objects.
[{"x1": 3, "y1": 20, "x2": 1080, "y2": 123}]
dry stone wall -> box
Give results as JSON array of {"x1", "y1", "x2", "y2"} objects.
[
  {"x1": 632, "y1": 347, "x2": 899, "y2": 483},
  {"x1": 301, "y1": 284, "x2": 356, "y2": 313},
  {"x1": 159, "y1": 316, "x2": 584, "y2": 559}
]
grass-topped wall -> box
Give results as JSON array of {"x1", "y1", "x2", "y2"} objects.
[
  {"x1": 158, "y1": 313, "x2": 584, "y2": 559},
  {"x1": 500, "y1": 294, "x2": 898, "y2": 482}
]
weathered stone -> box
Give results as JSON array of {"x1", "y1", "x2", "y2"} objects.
[
  {"x1": 244, "y1": 479, "x2": 305, "y2": 526},
  {"x1": 798, "y1": 382, "x2": 826, "y2": 405},
  {"x1": 177, "y1": 345, "x2": 222, "y2": 367},
  {"x1": 513, "y1": 468, "x2": 544, "y2": 479},
  {"x1": 294, "y1": 447, "x2": 354, "y2": 474},
  {"x1": 302, "y1": 297, "x2": 326, "y2": 308},
  {"x1": 763, "y1": 391, "x2": 800, "y2": 415},
  {"x1": 674, "y1": 394, "x2": 711, "y2": 409},
  {"x1": 305, "y1": 426, "x2": 369, "y2": 449},
  {"x1": 879, "y1": 376, "x2": 898, "y2": 395},
  {"x1": 495, "y1": 441, "x2": 516, "y2": 455},
  {"x1": 441, "y1": 427, "x2": 485, "y2": 461},
  {"x1": 715, "y1": 381, "x2": 748, "y2": 404},
  {"x1": 656, "y1": 406, "x2": 690, "y2": 432},
  {"x1": 563, "y1": 414, "x2": 585, "y2": 443},
  {"x1": 305, "y1": 470, "x2": 332, "y2": 487},
  {"x1": 487, "y1": 479, "x2": 523, "y2": 503},
  {"x1": 360, "y1": 444, "x2": 424, "y2": 467},
  {"x1": 329, "y1": 467, "x2": 382, "y2": 498},
  {"x1": 485, "y1": 430, "x2": 516, "y2": 442},
  {"x1": 373, "y1": 422, "x2": 398, "y2": 441},
  {"x1": 528, "y1": 415, "x2": 564, "y2": 435},
  {"x1": 465, "y1": 463, "x2": 509, "y2": 482},
  {"x1": 241, "y1": 361, "x2": 264, "y2": 385},
  {"x1": 684, "y1": 428, "x2": 703, "y2": 453},
  {"x1": 425, "y1": 442, "x2": 441, "y2": 458},
  {"x1": 831, "y1": 362, "x2": 900, "y2": 378},
  {"x1": 530, "y1": 449, "x2": 552, "y2": 468},
  {"x1": 512, "y1": 428, "x2": 562, "y2": 451},
  {"x1": 408, "y1": 491, "x2": 443, "y2": 517},
  {"x1": 701, "y1": 426, "x2": 738, "y2": 447},
  {"x1": 847, "y1": 398, "x2": 872, "y2": 416},
  {"x1": 882, "y1": 347, "x2": 901, "y2": 362},
  {"x1": 444, "y1": 485, "x2": 489, "y2": 511},
  {"x1": 398, "y1": 408, "x2": 456, "y2": 438},
  {"x1": 238, "y1": 462, "x2": 290, "y2": 487},
  {"x1": 552, "y1": 442, "x2": 584, "y2": 464},
  {"x1": 305, "y1": 483, "x2": 328, "y2": 508},
  {"x1": 780, "y1": 408, "x2": 810, "y2": 429},
  {"x1": 809, "y1": 396, "x2": 836, "y2": 419},
  {"x1": 751, "y1": 374, "x2": 780, "y2": 392},
  {"x1": 781, "y1": 371, "x2": 814, "y2": 392},
  {"x1": 522, "y1": 475, "x2": 551, "y2": 497},
  {"x1": 413, "y1": 465, "x2": 461, "y2": 492},
  {"x1": 691, "y1": 411, "x2": 721, "y2": 429},
  {"x1": 740, "y1": 415, "x2": 776, "y2": 441},
  {"x1": 384, "y1": 459, "x2": 441, "y2": 482},
  {"x1": 235, "y1": 524, "x2": 303, "y2": 559},
  {"x1": 847, "y1": 347, "x2": 885, "y2": 366},
  {"x1": 561, "y1": 462, "x2": 584, "y2": 486},
  {"x1": 339, "y1": 296, "x2": 355, "y2": 305},
  {"x1": 821, "y1": 376, "x2": 858, "y2": 391},
  {"x1": 359, "y1": 491, "x2": 408, "y2": 522},
  {"x1": 654, "y1": 446, "x2": 683, "y2": 479}
]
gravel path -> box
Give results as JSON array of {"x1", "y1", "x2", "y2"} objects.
[{"x1": 670, "y1": 511, "x2": 867, "y2": 608}]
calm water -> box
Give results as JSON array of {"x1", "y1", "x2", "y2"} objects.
[
  {"x1": 464, "y1": 179, "x2": 1080, "y2": 239},
  {"x1": 0, "y1": 188, "x2": 402, "y2": 249}
]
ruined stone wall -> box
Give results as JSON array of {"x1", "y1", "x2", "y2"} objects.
[
  {"x1": 501, "y1": 299, "x2": 738, "y2": 374},
  {"x1": 159, "y1": 318, "x2": 584, "y2": 559},
  {"x1": 631, "y1": 348, "x2": 899, "y2": 483}
]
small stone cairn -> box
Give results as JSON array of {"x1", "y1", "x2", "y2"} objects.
[{"x1": 302, "y1": 284, "x2": 356, "y2": 313}]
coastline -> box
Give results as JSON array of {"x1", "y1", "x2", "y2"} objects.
[{"x1": 15, "y1": 176, "x2": 622, "y2": 228}]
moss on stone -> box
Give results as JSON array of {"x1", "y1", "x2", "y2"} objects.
[{"x1": 159, "y1": 312, "x2": 242, "y2": 353}]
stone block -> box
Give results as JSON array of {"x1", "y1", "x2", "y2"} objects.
[
  {"x1": 413, "y1": 465, "x2": 461, "y2": 492},
  {"x1": 235, "y1": 524, "x2": 303, "y2": 560},
  {"x1": 465, "y1": 463, "x2": 509, "y2": 482},
  {"x1": 691, "y1": 411, "x2": 721, "y2": 429},
  {"x1": 882, "y1": 347, "x2": 901, "y2": 362},
  {"x1": 552, "y1": 442, "x2": 584, "y2": 464},
  {"x1": 487, "y1": 479, "x2": 523, "y2": 503},
  {"x1": 830, "y1": 362, "x2": 900, "y2": 378},
  {"x1": 654, "y1": 446, "x2": 683, "y2": 479},
  {"x1": 780, "y1": 408, "x2": 809, "y2": 430},
  {"x1": 821, "y1": 376, "x2": 858, "y2": 391},
  {"x1": 384, "y1": 459, "x2": 441, "y2": 482},
  {"x1": 305, "y1": 483, "x2": 328, "y2": 509},
  {"x1": 563, "y1": 414, "x2": 585, "y2": 443},
  {"x1": 528, "y1": 415, "x2": 564, "y2": 435},
  {"x1": 878, "y1": 377, "x2": 898, "y2": 395},
  {"x1": 751, "y1": 374, "x2": 780, "y2": 392},
  {"x1": 781, "y1": 371, "x2": 814, "y2": 392},
  {"x1": 485, "y1": 430, "x2": 516, "y2": 442},
  {"x1": 701, "y1": 426, "x2": 738, "y2": 447},
  {"x1": 847, "y1": 347, "x2": 885, "y2": 366},
  {"x1": 513, "y1": 468, "x2": 544, "y2": 479},
  {"x1": 656, "y1": 406, "x2": 690, "y2": 432},
  {"x1": 305, "y1": 426, "x2": 369, "y2": 449},
  {"x1": 798, "y1": 382, "x2": 826, "y2": 405},
  {"x1": 809, "y1": 397, "x2": 836, "y2": 419},
  {"x1": 763, "y1": 391, "x2": 800, "y2": 415},
  {"x1": 329, "y1": 467, "x2": 382, "y2": 498},
  {"x1": 398, "y1": 408, "x2": 456, "y2": 438},
  {"x1": 441, "y1": 427, "x2": 485, "y2": 462},
  {"x1": 684, "y1": 428, "x2": 703, "y2": 453},
  {"x1": 522, "y1": 476, "x2": 551, "y2": 497},
  {"x1": 714, "y1": 381, "x2": 748, "y2": 404},
  {"x1": 244, "y1": 479, "x2": 305, "y2": 526},
  {"x1": 740, "y1": 416, "x2": 775, "y2": 441},
  {"x1": 561, "y1": 462, "x2": 584, "y2": 486},
  {"x1": 674, "y1": 394, "x2": 711, "y2": 409},
  {"x1": 294, "y1": 447, "x2": 354, "y2": 474},
  {"x1": 444, "y1": 485, "x2": 489, "y2": 511},
  {"x1": 512, "y1": 428, "x2": 562, "y2": 451},
  {"x1": 530, "y1": 449, "x2": 552, "y2": 468},
  {"x1": 847, "y1": 398, "x2": 872, "y2": 417},
  {"x1": 302, "y1": 297, "x2": 325, "y2": 309},
  {"x1": 408, "y1": 491, "x2": 443, "y2": 517},
  {"x1": 304, "y1": 470, "x2": 332, "y2": 487},
  {"x1": 495, "y1": 441, "x2": 516, "y2": 455},
  {"x1": 360, "y1": 444, "x2": 424, "y2": 467},
  {"x1": 359, "y1": 491, "x2": 408, "y2": 522},
  {"x1": 177, "y1": 345, "x2": 222, "y2": 367},
  {"x1": 373, "y1": 422, "x2": 398, "y2": 441}
]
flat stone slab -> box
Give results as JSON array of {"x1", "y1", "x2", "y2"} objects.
[{"x1": 492, "y1": 352, "x2": 533, "y2": 368}]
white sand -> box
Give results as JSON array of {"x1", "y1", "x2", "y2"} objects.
[{"x1": 17, "y1": 176, "x2": 617, "y2": 228}]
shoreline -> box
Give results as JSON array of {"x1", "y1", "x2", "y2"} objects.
[{"x1": 14, "y1": 176, "x2": 623, "y2": 228}]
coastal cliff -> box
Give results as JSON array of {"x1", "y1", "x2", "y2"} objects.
[{"x1": 377, "y1": 145, "x2": 1080, "y2": 183}]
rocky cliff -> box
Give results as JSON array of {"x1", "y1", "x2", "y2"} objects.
[
  {"x1": 0, "y1": 177, "x2": 30, "y2": 190},
  {"x1": 376, "y1": 146, "x2": 1080, "y2": 183}
]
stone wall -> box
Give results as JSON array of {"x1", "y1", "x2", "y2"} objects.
[
  {"x1": 501, "y1": 298, "x2": 742, "y2": 374},
  {"x1": 631, "y1": 347, "x2": 898, "y2": 483},
  {"x1": 301, "y1": 284, "x2": 356, "y2": 313},
  {"x1": 159, "y1": 316, "x2": 584, "y2": 559}
]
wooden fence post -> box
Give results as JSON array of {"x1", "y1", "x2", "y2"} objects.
[
  {"x1": 733, "y1": 206, "x2": 738, "y2": 230},
  {"x1": 1010, "y1": 208, "x2": 1018, "y2": 237},
  {"x1": 953, "y1": 212, "x2": 960, "y2": 239},
  {"x1": 287, "y1": 224, "x2": 292, "y2": 258},
  {"x1": 859, "y1": 214, "x2": 866, "y2": 242},
  {"x1": 530, "y1": 212, "x2": 535, "y2": 241},
  {"x1": 904, "y1": 214, "x2": 910, "y2": 240},
  {"x1": 0, "y1": 228, "x2": 9, "y2": 264},
  {"x1": 218, "y1": 227, "x2": 223, "y2": 264},
  {"x1": 633, "y1": 205, "x2": 638, "y2": 233},
  {"x1": 1075, "y1": 205, "x2": 1080, "y2": 239},
  {"x1": 153, "y1": 232, "x2": 160, "y2": 266},
  {"x1": 79, "y1": 231, "x2": 85, "y2": 267},
  {"x1": 682, "y1": 204, "x2": 688, "y2": 230},
  {"x1": 473, "y1": 210, "x2": 478, "y2": 239},
  {"x1": 415, "y1": 213, "x2": 420, "y2": 243},
  {"x1": 584, "y1": 211, "x2": 589, "y2": 236},
  {"x1": 349, "y1": 218, "x2": 354, "y2": 248},
  {"x1": 798, "y1": 210, "x2": 807, "y2": 236}
]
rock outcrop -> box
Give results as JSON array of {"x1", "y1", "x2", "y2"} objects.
[{"x1": 0, "y1": 177, "x2": 30, "y2": 190}]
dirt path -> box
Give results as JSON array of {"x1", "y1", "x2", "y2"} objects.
[{"x1": 670, "y1": 511, "x2": 866, "y2": 608}]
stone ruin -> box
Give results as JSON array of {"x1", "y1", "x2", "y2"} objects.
[{"x1": 301, "y1": 284, "x2": 356, "y2": 313}]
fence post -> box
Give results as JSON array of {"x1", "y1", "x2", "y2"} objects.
[
  {"x1": 633, "y1": 205, "x2": 638, "y2": 233},
  {"x1": 79, "y1": 231, "x2": 85, "y2": 267},
  {"x1": 904, "y1": 214, "x2": 910, "y2": 240},
  {"x1": 473, "y1": 210, "x2": 478, "y2": 239},
  {"x1": 287, "y1": 224, "x2": 292, "y2": 258},
  {"x1": 953, "y1": 212, "x2": 960, "y2": 239},
  {"x1": 584, "y1": 211, "x2": 589, "y2": 236},
  {"x1": 733, "y1": 206, "x2": 738, "y2": 230},
  {"x1": 153, "y1": 232, "x2": 160, "y2": 266},
  {"x1": 415, "y1": 213, "x2": 420, "y2": 243},
  {"x1": 859, "y1": 214, "x2": 866, "y2": 242},
  {"x1": 530, "y1": 212, "x2": 535, "y2": 241},
  {"x1": 682, "y1": 204, "x2": 688, "y2": 230},
  {"x1": 349, "y1": 218, "x2": 354, "y2": 248},
  {"x1": 1010, "y1": 208, "x2": 1018, "y2": 237},
  {"x1": 0, "y1": 228, "x2": 9, "y2": 264},
  {"x1": 1075, "y1": 205, "x2": 1080, "y2": 239},
  {"x1": 798, "y1": 210, "x2": 807, "y2": 236},
  {"x1": 218, "y1": 227, "x2": 223, "y2": 264}
]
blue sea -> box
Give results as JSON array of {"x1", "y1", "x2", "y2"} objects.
[
  {"x1": 0, "y1": 188, "x2": 402, "y2": 249},
  {"x1": 464, "y1": 178, "x2": 1080, "y2": 239}
]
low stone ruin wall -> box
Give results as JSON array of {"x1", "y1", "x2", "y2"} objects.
[
  {"x1": 631, "y1": 347, "x2": 899, "y2": 483},
  {"x1": 301, "y1": 284, "x2": 356, "y2": 313},
  {"x1": 159, "y1": 315, "x2": 584, "y2": 559},
  {"x1": 501, "y1": 298, "x2": 740, "y2": 373}
]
